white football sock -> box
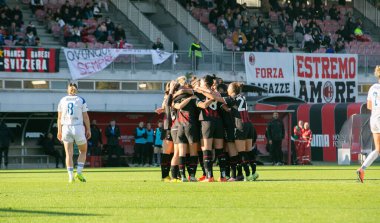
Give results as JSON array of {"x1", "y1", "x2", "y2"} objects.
[
  {"x1": 361, "y1": 150, "x2": 379, "y2": 170},
  {"x1": 67, "y1": 167, "x2": 74, "y2": 180},
  {"x1": 77, "y1": 162, "x2": 85, "y2": 174}
]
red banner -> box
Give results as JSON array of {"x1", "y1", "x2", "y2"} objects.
[{"x1": 0, "y1": 47, "x2": 60, "y2": 73}]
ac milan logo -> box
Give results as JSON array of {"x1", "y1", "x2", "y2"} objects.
[
  {"x1": 323, "y1": 81, "x2": 334, "y2": 103},
  {"x1": 248, "y1": 53, "x2": 255, "y2": 66}
]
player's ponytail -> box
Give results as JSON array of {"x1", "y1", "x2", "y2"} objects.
[
  {"x1": 67, "y1": 83, "x2": 78, "y2": 95},
  {"x1": 375, "y1": 65, "x2": 380, "y2": 79},
  {"x1": 230, "y1": 82, "x2": 243, "y2": 95}
]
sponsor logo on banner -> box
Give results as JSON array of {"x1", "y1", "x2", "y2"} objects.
[
  {"x1": 294, "y1": 54, "x2": 358, "y2": 103},
  {"x1": 0, "y1": 47, "x2": 60, "y2": 72},
  {"x1": 244, "y1": 52, "x2": 294, "y2": 96}
]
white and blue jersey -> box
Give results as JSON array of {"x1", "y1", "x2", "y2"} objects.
[
  {"x1": 58, "y1": 95, "x2": 89, "y2": 126},
  {"x1": 367, "y1": 83, "x2": 380, "y2": 133}
]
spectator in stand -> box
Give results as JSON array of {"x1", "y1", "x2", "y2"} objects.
[
  {"x1": 267, "y1": 32, "x2": 275, "y2": 48},
  {"x1": 345, "y1": 17, "x2": 356, "y2": 36},
  {"x1": 0, "y1": 120, "x2": 13, "y2": 169},
  {"x1": 0, "y1": 13, "x2": 10, "y2": 27},
  {"x1": 325, "y1": 44, "x2": 335, "y2": 53},
  {"x1": 245, "y1": 36, "x2": 256, "y2": 51},
  {"x1": 30, "y1": 0, "x2": 44, "y2": 14},
  {"x1": 312, "y1": 29, "x2": 322, "y2": 50},
  {"x1": 234, "y1": 14, "x2": 243, "y2": 29},
  {"x1": 26, "y1": 31, "x2": 36, "y2": 46},
  {"x1": 96, "y1": 0, "x2": 109, "y2": 12},
  {"x1": 321, "y1": 33, "x2": 332, "y2": 47},
  {"x1": 278, "y1": 10, "x2": 289, "y2": 32},
  {"x1": 41, "y1": 133, "x2": 65, "y2": 168},
  {"x1": 303, "y1": 30, "x2": 314, "y2": 52},
  {"x1": 33, "y1": 37, "x2": 41, "y2": 46},
  {"x1": 95, "y1": 22, "x2": 107, "y2": 42},
  {"x1": 217, "y1": 20, "x2": 227, "y2": 41},
  {"x1": 335, "y1": 35, "x2": 346, "y2": 53},
  {"x1": 152, "y1": 37, "x2": 164, "y2": 50},
  {"x1": 93, "y1": 3, "x2": 102, "y2": 19},
  {"x1": 12, "y1": 5, "x2": 23, "y2": 21},
  {"x1": 12, "y1": 14, "x2": 23, "y2": 30},
  {"x1": 26, "y1": 22, "x2": 37, "y2": 36},
  {"x1": 105, "y1": 17, "x2": 114, "y2": 37},
  {"x1": 0, "y1": 28, "x2": 4, "y2": 46},
  {"x1": 329, "y1": 4, "x2": 340, "y2": 21},
  {"x1": 15, "y1": 37, "x2": 26, "y2": 46},
  {"x1": 269, "y1": 0, "x2": 280, "y2": 11},
  {"x1": 61, "y1": 8, "x2": 72, "y2": 23},
  {"x1": 336, "y1": 25, "x2": 354, "y2": 42},
  {"x1": 61, "y1": 1, "x2": 72, "y2": 15},
  {"x1": 113, "y1": 24, "x2": 126, "y2": 42},
  {"x1": 354, "y1": 25, "x2": 370, "y2": 42},
  {"x1": 294, "y1": 21, "x2": 304, "y2": 47},
  {"x1": 256, "y1": 36, "x2": 267, "y2": 52},
  {"x1": 69, "y1": 25, "x2": 81, "y2": 43},
  {"x1": 249, "y1": 15, "x2": 258, "y2": 29},
  {"x1": 209, "y1": 8, "x2": 219, "y2": 25},
  {"x1": 276, "y1": 32, "x2": 288, "y2": 48},
  {"x1": 226, "y1": 14, "x2": 235, "y2": 32},
  {"x1": 217, "y1": 14, "x2": 228, "y2": 28},
  {"x1": 83, "y1": 3, "x2": 94, "y2": 19},
  {"x1": 232, "y1": 28, "x2": 247, "y2": 51},
  {"x1": 241, "y1": 21, "x2": 251, "y2": 38},
  {"x1": 257, "y1": 22, "x2": 267, "y2": 39},
  {"x1": 105, "y1": 119, "x2": 122, "y2": 167}
]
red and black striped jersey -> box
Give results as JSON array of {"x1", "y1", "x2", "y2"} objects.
[
  {"x1": 196, "y1": 94, "x2": 221, "y2": 121},
  {"x1": 177, "y1": 97, "x2": 199, "y2": 125},
  {"x1": 223, "y1": 94, "x2": 251, "y2": 127}
]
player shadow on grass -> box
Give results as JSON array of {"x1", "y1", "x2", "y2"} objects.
[{"x1": 0, "y1": 208, "x2": 103, "y2": 216}]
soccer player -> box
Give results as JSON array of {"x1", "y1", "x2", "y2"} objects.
[
  {"x1": 174, "y1": 84, "x2": 200, "y2": 181},
  {"x1": 57, "y1": 83, "x2": 91, "y2": 183},
  {"x1": 357, "y1": 66, "x2": 380, "y2": 183},
  {"x1": 200, "y1": 82, "x2": 259, "y2": 181},
  {"x1": 194, "y1": 75, "x2": 226, "y2": 182}
]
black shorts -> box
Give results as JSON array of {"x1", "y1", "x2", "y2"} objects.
[
  {"x1": 171, "y1": 128, "x2": 179, "y2": 144},
  {"x1": 225, "y1": 126, "x2": 235, "y2": 142},
  {"x1": 235, "y1": 122, "x2": 254, "y2": 140},
  {"x1": 201, "y1": 120, "x2": 224, "y2": 139},
  {"x1": 177, "y1": 123, "x2": 200, "y2": 144}
]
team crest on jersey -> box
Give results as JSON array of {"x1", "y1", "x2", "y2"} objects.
[
  {"x1": 248, "y1": 53, "x2": 255, "y2": 66},
  {"x1": 323, "y1": 81, "x2": 334, "y2": 103}
]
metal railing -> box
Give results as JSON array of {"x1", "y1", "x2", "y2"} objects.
[
  {"x1": 159, "y1": 0, "x2": 223, "y2": 51},
  {"x1": 354, "y1": 0, "x2": 380, "y2": 27},
  {"x1": 57, "y1": 49, "x2": 379, "y2": 75},
  {"x1": 110, "y1": 0, "x2": 174, "y2": 51}
]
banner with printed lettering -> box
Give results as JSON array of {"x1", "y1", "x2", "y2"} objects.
[
  {"x1": 294, "y1": 54, "x2": 358, "y2": 103},
  {"x1": 63, "y1": 48, "x2": 173, "y2": 80},
  {"x1": 244, "y1": 52, "x2": 294, "y2": 96},
  {"x1": 0, "y1": 47, "x2": 60, "y2": 72}
]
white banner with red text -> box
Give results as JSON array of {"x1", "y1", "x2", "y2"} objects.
[
  {"x1": 244, "y1": 52, "x2": 294, "y2": 96},
  {"x1": 294, "y1": 54, "x2": 358, "y2": 103},
  {"x1": 63, "y1": 48, "x2": 172, "y2": 80},
  {"x1": 244, "y1": 52, "x2": 358, "y2": 103}
]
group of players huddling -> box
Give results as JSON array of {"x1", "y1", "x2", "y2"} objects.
[{"x1": 156, "y1": 74, "x2": 259, "y2": 182}]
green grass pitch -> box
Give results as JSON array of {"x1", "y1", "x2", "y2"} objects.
[{"x1": 0, "y1": 166, "x2": 379, "y2": 223}]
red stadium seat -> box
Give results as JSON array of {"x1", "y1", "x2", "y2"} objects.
[
  {"x1": 208, "y1": 23, "x2": 217, "y2": 34},
  {"x1": 67, "y1": 42, "x2": 76, "y2": 48},
  {"x1": 94, "y1": 42, "x2": 104, "y2": 48},
  {"x1": 4, "y1": 40, "x2": 13, "y2": 46},
  {"x1": 76, "y1": 42, "x2": 86, "y2": 48},
  {"x1": 35, "y1": 9, "x2": 46, "y2": 22}
]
